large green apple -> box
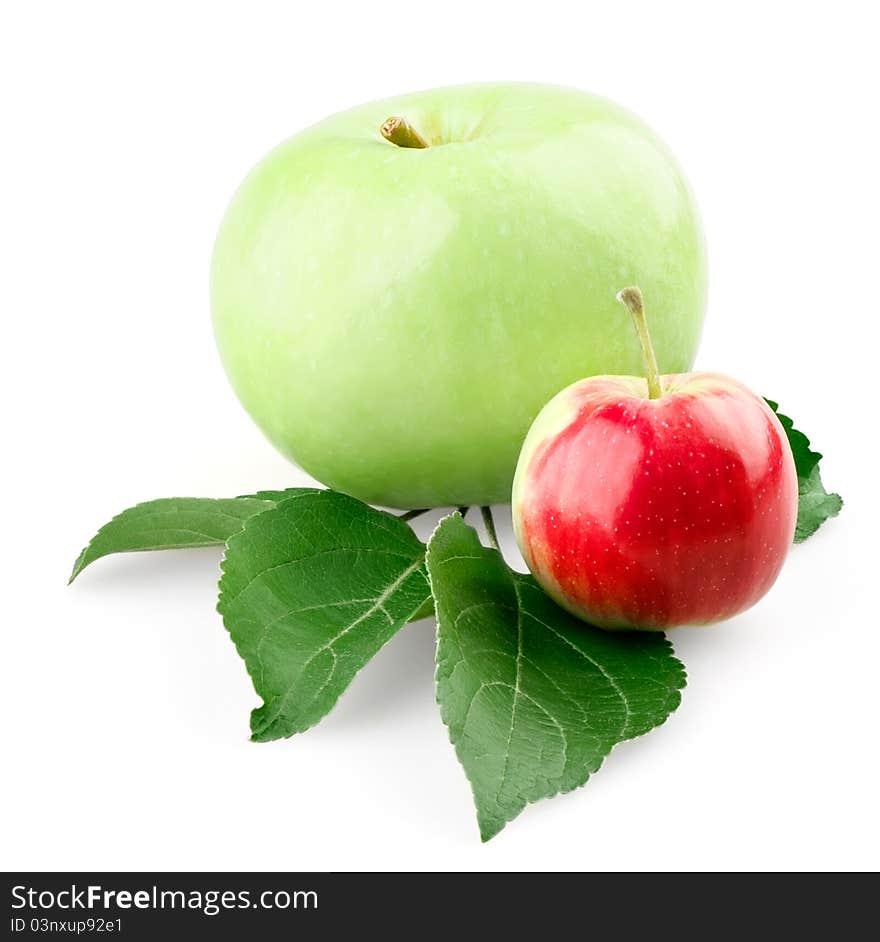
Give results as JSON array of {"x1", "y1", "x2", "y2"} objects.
[{"x1": 211, "y1": 83, "x2": 707, "y2": 508}]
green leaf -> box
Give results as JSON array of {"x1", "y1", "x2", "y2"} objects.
[
  {"x1": 218, "y1": 490, "x2": 431, "y2": 742},
  {"x1": 793, "y1": 465, "x2": 844, "y2": 543},
  {"x1": 766, "y1": 400, "x2": 843, "y2": 542},
  {"x1": 240, "y1": 489, "x2": 314, "y2": 503},
  {"x1": 427, "y1": 513, "x2": 685, "y2": 842},
  {"x1": 69, "y1": 493, "x2": 307, "y2": 582}
]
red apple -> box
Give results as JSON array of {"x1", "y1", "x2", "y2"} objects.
[{"x1": 512, "y1": 287, "x2": 797, "y2": 630}]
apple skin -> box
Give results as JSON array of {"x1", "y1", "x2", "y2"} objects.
[
  {"x1": 211, "y1": 83, "x2": 707, "y2": 508},
  {"x1": 512, "y1": 373, "x2": 798, "y2": 629}
]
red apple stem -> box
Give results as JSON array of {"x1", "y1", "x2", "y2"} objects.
[
  {"x1": 380, "y1": 116, "x2": 429, "y2": 148},
  {"x1": 480, "y1": 506, "x2": 500, "y2": 550},
  {"x1": 616, "y1": 286, "x2": 663, "y2": 399}
]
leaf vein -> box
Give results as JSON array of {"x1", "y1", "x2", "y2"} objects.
[{"x1": 252, "y1": 558, "x2": 424, "y2": 734}]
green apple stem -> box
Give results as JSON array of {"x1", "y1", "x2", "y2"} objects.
[
  {"x1": 480, "y1": 506, "x2": 499, "y2": 550},
  {"x1": 380, "y1": 116, "x2": 429, "y2": 149},
  {"x1": 616, "y1": 285, "x2": 662, "y2": 399}
]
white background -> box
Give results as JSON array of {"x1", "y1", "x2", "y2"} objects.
[{"x1": 2, "y1": 1, "x2": 878, "y2": 872}]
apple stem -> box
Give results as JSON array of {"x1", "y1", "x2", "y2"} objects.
[
  {"x1": 480, "y1": 506, "x2": 499, "y2": 550},
  {"x1": 616, "y1": 286, "x2": 663, "y2": 399},
  {"x1": 380, "y1": 116, "x2": 429, "y2": 149},
  {"x1": 400, "y1": 508, "x2": 428, "y2": 521}
]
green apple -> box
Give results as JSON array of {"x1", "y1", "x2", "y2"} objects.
[{"x1": 211, "y1": 83, "x2": 707, "y2": 508}]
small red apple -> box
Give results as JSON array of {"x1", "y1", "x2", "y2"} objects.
[{"x1": 512, "y1": 286, "x2": 797, "y2": 630}]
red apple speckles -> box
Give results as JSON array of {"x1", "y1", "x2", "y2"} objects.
[{"x1": 513, "y1": 372, "x2": 797, "y2": 629}]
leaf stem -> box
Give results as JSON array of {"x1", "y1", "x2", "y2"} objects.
[
  {"x1": 480, "y1": 506, "x2": 500, "y2": 550},
  {"x1": 380, "y1": 116, "x2": 429, "y2": 149},
  {"x1": 616, "y1": 285, "x2": 663, "y2": 399},
  {"x1": 399, "y1": 508, "x2": 429, "y2": 521}
]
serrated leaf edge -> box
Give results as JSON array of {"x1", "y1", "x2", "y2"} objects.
[
  {"x1": 217, "y1": 495, "x2": 432, "y2": 742},
  {"x1": 767, "y1": 399, "x2": 843, "y2": 542},
  {"x1": 69, "y1": 496, "x2": 277, "y2": 583},
  {"x1": 427, "y1": 513, "x2": 686, "y2": 842}
]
